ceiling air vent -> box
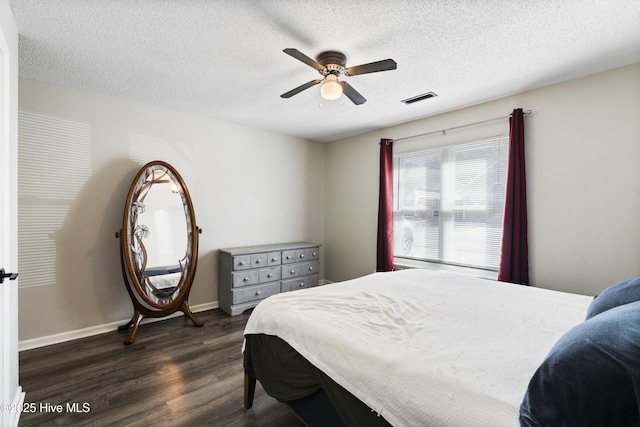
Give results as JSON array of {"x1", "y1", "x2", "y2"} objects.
[{"x1": 401, "y1": 91, "x2": 437, "y2": 105}]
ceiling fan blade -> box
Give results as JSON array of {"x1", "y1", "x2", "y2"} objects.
[
  {"x1": 283, "y1": 48, "x2": 324, "y2": 72},
  {"x1": 345, "y1": 59, "x2": 397, "y2": 76},
  {"x1": 281, "y1": 79, "x2": 322, "y2": 98},
  {"x1": 339, "y1": 81, "x2": 366, "y2": 105}
]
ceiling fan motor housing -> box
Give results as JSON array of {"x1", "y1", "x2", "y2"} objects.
[{"x1": 317, "y1": 51, "x2": 346, "y2": 75}]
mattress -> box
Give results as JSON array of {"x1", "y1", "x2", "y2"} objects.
[
  {"x1": 243, "y1": 268, "x2": 593, "y2": 426},
  {"x1": 146, "y1": 271, "x2": 181, "y2": 289}
]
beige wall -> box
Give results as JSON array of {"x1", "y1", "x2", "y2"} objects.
[
  {"x1": 18, "y1": 78, "x2": 325, "y2": 344},
  {"x1": 326, "y1": 63, "x2": 640, "y2": 296}
]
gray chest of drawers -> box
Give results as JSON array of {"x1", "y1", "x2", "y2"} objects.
[{"x1": 218, "y1": 242, "x2": 320, "y2": 316}]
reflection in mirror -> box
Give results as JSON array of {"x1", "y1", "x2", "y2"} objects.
[
  {"x1": 132, "y1": 169, "x2": 188, "y2": 298},
  {"x1": 117, "y1": 161, "x2": 203, "y2": 344}
]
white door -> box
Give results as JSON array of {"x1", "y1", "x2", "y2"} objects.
[{"x1": 0, "y1": 3, "x2": 24, "y2": 426}]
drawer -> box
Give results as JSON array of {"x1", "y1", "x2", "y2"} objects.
[
  {"x1": 233, "y1": 282, "x2": 279, "y2": 305},
  {"x1": 232, "y1": 255, "x2": 251, "y2": 271},
  {"x1": 281, "y1": 260, "x2": 320, "y2": 279},
  {"x1": 306, "y1": 273, "x2": 319, "y2": 287},
  {"x1": 232, "y1": 270, "x2": 259, "y2": 287},
  {"x1": 281, "y1": 277, "x2": 310, "y2": 293},
  {"x1": 250, "y1": 253, "x2": 268, "y2": 268},
  {"x1": 259, "y1": 266, "x2": 281, "y2": 283},
  {"x1": 281, "y1": 274, "x2": 319, "y2": 292},
  {"x1": 294, "y1": 247, "x2": 319, "y2": 262},
  {"x1": 282, "y1": 250, "x2": 296, "y2": 264},
  {"x1": 282, "y1": 263, "x2": 302, "y2": 279},
  {"x1": 295, "y1": 249, "x2": 310, "y2": 261},
  {"x1": 305, "y1": 260, "x2": 319, "y2": 275},
  {"x1": 268, "y1": 251, "x2": 282, "y2": 265}
]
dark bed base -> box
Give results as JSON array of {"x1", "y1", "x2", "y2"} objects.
[
  {"x1": 245, "y1": 373, "x2": 346, "y2": 427},
  {"x1": 243, "y1": 334, "x2": 391, "y2": 427},
  {"x1": 244, "y1": 373, "x2": 256, "y2": 409}
]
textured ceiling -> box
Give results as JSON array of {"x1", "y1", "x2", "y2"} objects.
[{"x1": 9, "y1": 0, "x2": 640, "y2": 142}]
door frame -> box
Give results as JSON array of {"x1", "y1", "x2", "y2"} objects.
[{"x1": 0, "y1": 2, "x2": 24, "y2": 426}]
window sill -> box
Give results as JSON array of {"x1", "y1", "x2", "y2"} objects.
[{"x1": 393, "y1": 258, "x2": 498, "y2": 281}]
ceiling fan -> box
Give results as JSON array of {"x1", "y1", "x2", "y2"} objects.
[{"x1": 280, "y1": 48, "x2": 397, "y2": 105}]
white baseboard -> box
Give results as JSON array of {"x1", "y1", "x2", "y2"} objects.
[{"x1": 18, "y1": 301, "x2": 219, "y2": 352}]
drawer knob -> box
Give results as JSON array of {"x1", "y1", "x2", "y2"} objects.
[
  {"x1": 290, "y1": 269, "x2": 295, "y2": 275},
  {"x1": 256, "y1": 259, "x2": 262, "y2": 264},
  {"x1": 286, "y1": 255, "x2": 292, "y2": 260},
  {"x1": 312, "y1": 252, "x2": 317, "y2": 257},
  {"x1": 267, "y1": 273, "x2": 273, "y2": 278},
  {"x1": 299, "y1": 282, "x2": 304, "y2": 287},
  {"x1": 271, "y1": 257, "x2": 278, "y2": 262},
  {"x1": 299, "y1": 253, "x2": 305, "y2": 258},
  {"x1": 239, "y1": 261, "x2": 246, "y2": 266},
  {"x1": 243, "y1": 277, "x2": 250, "y2": 282},
  {"x1": 308, "y1": 266, "x2": 313, "y2": 271},
  {"x1": 255, "y1": 291, "x2": 261, "y2": 296}
]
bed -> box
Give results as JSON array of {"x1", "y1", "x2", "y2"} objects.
[
  {"x1": 143, "y1": 265, "x2": 182, "y2": 292},
  {"x1": 243, "y1": 269, "x2": 640, "y2": 426},
  {"x1": 144, "y1": 265, "x2": 182, "y2": 287}
]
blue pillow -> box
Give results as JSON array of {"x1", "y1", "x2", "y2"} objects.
[
  {"x1": 520, "y1": 301, "x2": 640, "y2": 426},
  {"x1": 585, "y1": 277, "x2": 640, "y2": 320}
]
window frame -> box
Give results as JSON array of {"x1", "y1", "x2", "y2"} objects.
[{"x1": 392, "y1": 133, "x2": 509, "y2": 279}]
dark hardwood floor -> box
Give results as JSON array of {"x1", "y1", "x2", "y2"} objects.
[{"x1": 18, "y1": 309, "x2": 305, "y2": 426}]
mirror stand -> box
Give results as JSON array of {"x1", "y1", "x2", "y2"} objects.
[
  {"x1": 117, "y1": 307, "x2": 204, "y2": 345},
  {"x1": 116, "y1": 161, "x2": 204, "y2": 345},
  {"x1": 116, "y1": 229, "x2": 204, "y2": 344}
]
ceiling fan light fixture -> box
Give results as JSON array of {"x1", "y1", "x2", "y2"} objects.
[
  {"x1": 320, "y1": 75, "x2": 342, "y2": 100},
  {"x1": 281, "y1": 48, "x2": 396, "y2": 105}
]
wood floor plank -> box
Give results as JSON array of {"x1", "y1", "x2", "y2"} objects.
[{"x1": 18, "y1": 309, "x2": 304, "y2": 426}]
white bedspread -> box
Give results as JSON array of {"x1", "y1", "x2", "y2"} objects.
[
  {"x1": 147, "y1": 271, "x2": 181, "y2": 289},
  {"x1": 244, "y1": 268, "x2": 593, "y2": 427}
]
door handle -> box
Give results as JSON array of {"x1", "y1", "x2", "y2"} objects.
[{"x1": 0, "y1": 268, "x2": 18, "y2": 284}]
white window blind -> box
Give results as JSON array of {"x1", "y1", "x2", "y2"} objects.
[
  {"x1": 393, "y1": 135, "x2": 508, "y2": 271},
  {"x1": 18, "y1": 111, "x2": 92, "y2": 287}
]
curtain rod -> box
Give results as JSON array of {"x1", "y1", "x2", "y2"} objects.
[{"x1": 389, "y1": 109, "x2": 532, "y2": 144}]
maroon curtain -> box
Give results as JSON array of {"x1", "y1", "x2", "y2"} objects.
[
  {"x1": 376, "y1": 139, "x2": 394, "y2": 272},
  {"x1": 498, "y1": 108, "x2": 529, "y2": 284}
]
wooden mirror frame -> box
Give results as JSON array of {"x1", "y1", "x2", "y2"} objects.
[{"x1": 116, "y1": 160, "x2": 203, "y2": 344}]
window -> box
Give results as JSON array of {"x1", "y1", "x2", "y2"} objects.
[{"x1": 393, "y1": 136, "x2": 508, "y2": 271}]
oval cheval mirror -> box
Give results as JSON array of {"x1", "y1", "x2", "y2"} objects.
[{"x1": 116, "y1": 160, "x2": 203, "y2": 344}]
